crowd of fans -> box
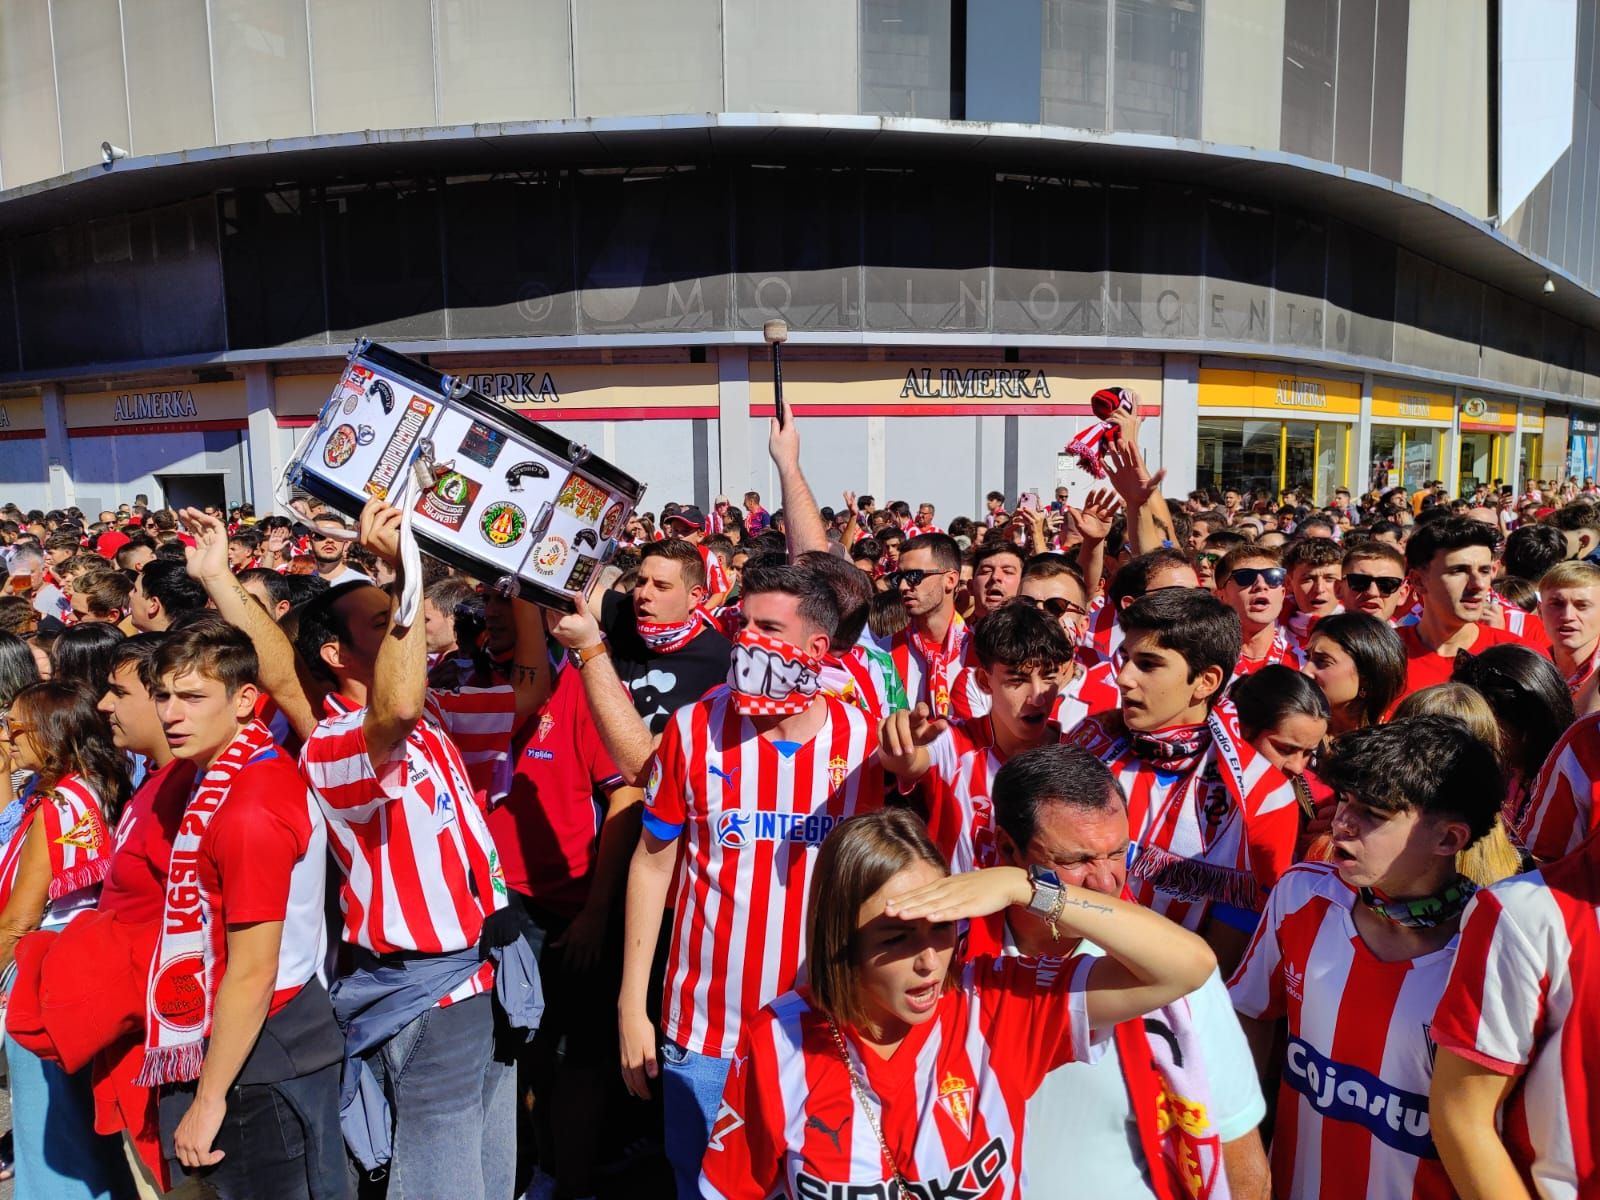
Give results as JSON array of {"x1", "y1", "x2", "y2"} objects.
[{"x1": 0, "y1": 403, "x2": 1593, "y2": 1200}]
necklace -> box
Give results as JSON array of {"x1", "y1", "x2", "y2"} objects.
[
  {"x1": 826, "y1": 1021, "x2": 911, "y2": 1190},
  {"x1": 1358, "y1": 878, "x2": 1476, "y2": 928}
]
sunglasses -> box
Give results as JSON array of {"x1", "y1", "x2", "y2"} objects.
[
  {"x1": 1344, "y1": 572, "x2": 1405, "y2": 596},
  {"x1": 886, "y1": 569, "x2": 933, "y2": 589},
  {"x1": 1015, "y1": 595, "x2": 1088, "y2": 619},
  {"x1": 1228, "y1": 567, "x2": 1287, "y2": 589},
  {"x1": 1195, "y1": 552, "x2": 1223, "y2": 568},
  {"x1": 0, "y1": 713, "x2": 33, "y2": 738}
]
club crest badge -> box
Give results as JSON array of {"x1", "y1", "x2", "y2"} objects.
[
  {"x1": 937, "y1": 1073, "x2": 975, "y2": 1138},
  {"x1": 480, "y1": 501, "x2": 527, "y2": 548}
]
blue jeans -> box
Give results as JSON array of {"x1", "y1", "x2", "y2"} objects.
[
  {"x1": 5, "y1": 1033, "x2": 134, "y2": 1200},
  {"x1": 372, "y1": 991, "x2": 516, "y2": 1200},
  {"x1": 660, "y1": 1041, "x2": 732, "y2": 1200}
]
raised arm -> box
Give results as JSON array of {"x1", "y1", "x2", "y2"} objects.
[
  {"x1": 769, "y1": 414, "x2": 827, "y2": 559},
  {"x1": 360, "y1": 501, "x2": 427, "y2": 770},
  {"x1": 546, "y1": 593, "x2": 659, "y2": 785},
  {"x1": 507, "y1": 597, "x2": 553, "y2": 727},
  {"x1": 1073, "y1": 488, "x2": 1122, "y2": 601},
  {"x1": 181, "y1": 507, "x2": 323, "y2": 741},
  {"x1": 884, "y1": 866, "x2": 1216, "y2": 1027},
  {"x1": 1103, "y1": 411, "x2": 1173, "y2": 554}
]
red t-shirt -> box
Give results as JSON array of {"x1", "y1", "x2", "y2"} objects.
[
  {"x1": 99, "y1": 758, "x2": 196, "y2": 924},
  {"x1": 489, "y1": 666, "x2": 624, "y2": 918},
  {"x1": 199, "y1": 749, "x2": 326, "y2": 1015},
  {"x1": 1396, "y1": 622, "x2": 1524, "y2": 700}
]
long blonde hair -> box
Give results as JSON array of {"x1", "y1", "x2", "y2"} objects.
[{"x1": 1391, "y1": 685, "x2": 1522, "y2": 886}]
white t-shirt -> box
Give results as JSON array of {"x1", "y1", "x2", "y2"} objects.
[{"x1": 1019, "y1": 939, "x2": 1265, "y2": 1196}]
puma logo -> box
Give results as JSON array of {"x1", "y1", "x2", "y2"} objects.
[{"x1": 806, "y1": 1112, "x2": 849, "y2": 1152}]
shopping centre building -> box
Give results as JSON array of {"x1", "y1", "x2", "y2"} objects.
[{"x1": 0, "y1": 0, "x2": 1598, "y2": 518}]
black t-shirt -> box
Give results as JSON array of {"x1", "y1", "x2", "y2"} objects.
[{"x1": 600, "y1": 590, "x2": 733, "y2": 733}]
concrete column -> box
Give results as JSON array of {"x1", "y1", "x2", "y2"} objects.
[
  {"x1": 1511, "y1": 402, "x2": 1526, "y2": 495},
  {"x1": 716, "y1": 348, "x2": 750, "y2": 497},
  {"x1": 244, "y1": 364, "x2": 281, "y2": 513},
  {"x1": 866, "y1": 416, "x2": 887, "y2": 501},
  {"x1": 1355, "y1": 373, "x2": 1374, "y2": 497},
  {"x1": 40, "y1": 382, "x2": 74, "y2": 509},
  {"x1": 1159, "y1": 353, "x2": 1199, "y2": 494}
]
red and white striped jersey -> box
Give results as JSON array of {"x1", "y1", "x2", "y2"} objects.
[
  {"x1": 819, "y1": 645, "x2": 893, "y2": 723},
  {"x1": 1430, "y1": 840, "x2": 1600, "y2": 1200},
  {"x1": 879, "y1": 614, "x2": 971, "y2": 720},
  {"x1": 1515, "y1": 711, "x2": 1600, "y2": 862},
  {"x1": 1064, "y1": 706, "x2": 1300, "y2": 931},
  {"x1": 299, "y1": 690, "x2": 515, "y2": 1001},
  {"x1": 1228, "y1": 863, "x2": 1456, "y2": 1200},
  {"x1": 1080, "y1": 596, "x2": 1123, "y2": 666},
  {"x1": 1052, "y1": 660, "x2": 1119, "y2": 737},
  {"x1": 642, "y1": 691, "x2": 883, "y2": 1058},
  {"x1": 920, "y1": 719, "x2": 1010, "y2": 874},
  {"x1": 1233, "y1": 627, "x2": 1304, "y2": 679},
  {"x1": 700, "y1": 954, "x2": 1098, "y2": 1200}
]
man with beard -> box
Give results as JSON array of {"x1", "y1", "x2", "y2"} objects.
[
  {"x1": 879, "y1": 533, "x2": 969, "y2": 719},
  {"x1": 306, "y1": 517, "x2": 370, "y2": 586},
  {"x1": 1395, "y1": 518, "x2": 1523, "y2": 700}
]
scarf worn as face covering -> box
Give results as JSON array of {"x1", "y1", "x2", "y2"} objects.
[
  {"x1": 727, "y1": 629, "x2": 821, "y2": 716},
  {"x1": 636, "y1": 613, "x2": 704, "y2": 654},
  {"x1": 1063, "y1": 386, "x2": 1138, "y2": 479}
]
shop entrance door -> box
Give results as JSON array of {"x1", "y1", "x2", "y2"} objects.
[{"x1": 156, "y1": 473, "x2": 227, "y2": 513}]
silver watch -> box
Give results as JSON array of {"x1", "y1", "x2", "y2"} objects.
[{"x1": 1024, "y1": 866, "x2": 1064, "y2": 920}]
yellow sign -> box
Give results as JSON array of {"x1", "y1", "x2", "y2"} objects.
[
  {"x1": 66, "y1": 380, "x2": 247, "y2": 433},
  {"x1": 1371, "y1": 384, "x2": 1454, "y2": 423},
  {"x1": 274, "y1": 363, "x2": 719, "y2": 423},
  {"x1": 1198, "y1": 369, "x2": 1360, "y2": 417},
  {"x1": 1523, "y1": 403, "x2": 1546, "y2": 433},
  {"x1": 1460, "y1": 395, "x2": 1517, "y2": 430},
  {"x1": 749, "y1": 360, "x2": 1163, "y2": 415}
]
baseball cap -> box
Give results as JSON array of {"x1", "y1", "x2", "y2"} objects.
[{"x1": 665, "y1": 506, "x2": 706, "y2": 530}]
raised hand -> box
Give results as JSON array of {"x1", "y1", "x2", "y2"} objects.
[
  {"x1": 877, "y1": 703, "x2": 948, "y2": 778},
  {"x1": 178, "y1": 507, "x2": 230, "y2": 582},
  {"x1": 357, "y1": 498, "x2": 403, "y2": 566},
  {"x1": 1073, "y1": 488, "x2": 1122, "y2": 541},
  {"x1": 545, "y1": 588, "x2": 603, "y2": 652},
  {"x1": 768, "y1": 410, "x2": 801, "y2": 472}
]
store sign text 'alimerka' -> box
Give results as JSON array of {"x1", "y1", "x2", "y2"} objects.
[
  {"x1": 899, "y1": 368, "x2": 1052, "y2": 399},
  {"x1": 113, "y1": 390, "x2": 201, "y2": 423}
]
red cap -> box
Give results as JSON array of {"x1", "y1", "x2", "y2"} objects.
[{"x1": 95, "y1": 530, "x2": 130, "y2": 559}]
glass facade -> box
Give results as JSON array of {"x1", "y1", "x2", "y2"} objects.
[
  {"x1": 1457, "y1": 430, "x2": 1509, "y2": 492},
  {"x1": 1197, "y1": 416, "x2": 1349, "y2": 502},
  {"x1": 1369, "y1": 425, "x2": 1444, "y2": 492}
]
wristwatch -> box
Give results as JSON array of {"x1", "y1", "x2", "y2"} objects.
[
  {"x1": 1024, "y1": 865, "x2": 1064, "y2": 919},
  {"x1": 571, "y1": 641, "x2": 609, "y2": 669},
  {"x1": 1024, "y1": 866, "x2": 1067, "y2": 940}
]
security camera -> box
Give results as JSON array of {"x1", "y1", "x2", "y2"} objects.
[{"x1": 100, "y1": 142, "x2": 128, "y2": 166}]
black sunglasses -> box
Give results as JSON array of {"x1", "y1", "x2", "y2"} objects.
[
  {"x1": 1015, "y1": 595, "x2": 1087, "y2": 619},
  {"x1": 1228, "y1": 567, "x2": 1287, "y2": 589},
  {"x1": 886, "y1": 569, "x2": 932, "y2": 588},
  {"x1": 1344, "y1": 572, "x2": 1405, "y2": 596}
]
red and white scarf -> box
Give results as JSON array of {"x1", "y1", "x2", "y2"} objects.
[
  {"x1": 636, "y1": 613, "x2": 706, "y2": 655},
  {"x1": 726, "y1": 630, "x2": 821, "y2": 717},
  {"x1": 1063, "y1": 386, "x2": 1138, "y2": 479},
  {"x1": 892, "y1": 613, "x2": 969, "y2": 719},
  {"x1": 1565, "y1": 640, "x2": 1600, "y2": 698},
  {"x1": 138, "y1": 720, "x2": 275, "y2": 1086},
  {"x1": 0, "y1": 774, "x2": 112, "y2": 910}
]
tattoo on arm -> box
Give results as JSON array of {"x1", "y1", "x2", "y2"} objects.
[{"x1": 1061, "y1": 894, "x2": 1115, "y2": 916}]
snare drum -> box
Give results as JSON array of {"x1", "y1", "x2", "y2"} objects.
[{"x1": 281, "y1": 340, "x2": 646, "y2": 612}]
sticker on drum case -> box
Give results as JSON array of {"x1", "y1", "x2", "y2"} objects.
[
  {"x1": 356, "y1": 425, "x2": 376, "y2": 446},
  {"x1": 532, "y1": 536, "x2": 569, "y2": 577},
  {"x1": 556, "y1": 475, "x2": 608, "y2": 523},
  {"x1": 324, "y1": 425, "x2": 359, "y2": 468},
  {"x1": 480, "y1": 501, "x2": 528, "y2": 548},
  {"x1": 368, "y1": 379, "x2": 395, "y2": 415},
  {"x1": 573, "y1": 528, "x2": 598, "y2": 551},
  {"x1": 598, "y1": 501, "x2": 624, "y2": 541},
  {"x1": 364, "y1": 397, "x2": 434, "y2": 500},
  {"x1": 338, "y1": 364, "x2": 374, "y2": 413},
  {"x1": 505, "y1": 461, "x2": 550, "y2": 492},
  {"x1": 563, "y1": 555, "x2": 599, "y2": 592},
  {"x1": 413, "y1": 470, "x2": 482, "y2": 532},
  {"x1": 458, "y1": 423, "x2": 508, "y2": 469}
]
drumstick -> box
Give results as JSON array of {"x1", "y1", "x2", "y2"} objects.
[{"x1": 763, "y1": 319, "x2": 789, "y2": 428}]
